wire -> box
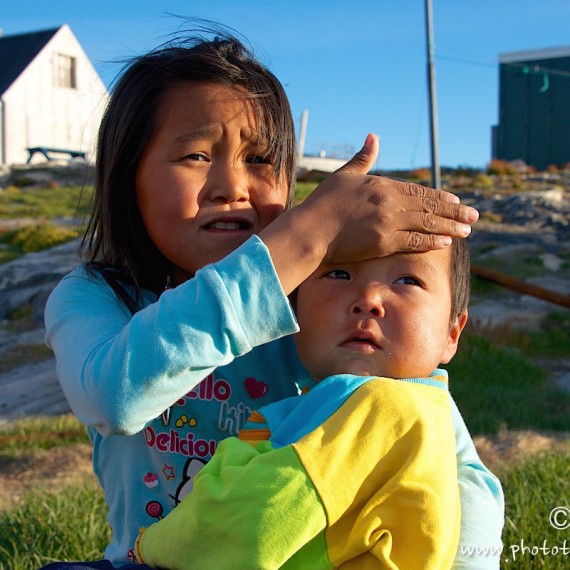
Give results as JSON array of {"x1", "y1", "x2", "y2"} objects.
[{"x1": 436, "y1": 52, "x2": 570, "y2": 79}]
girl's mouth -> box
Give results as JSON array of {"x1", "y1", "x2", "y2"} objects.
[{"x1": 204, "y1": 220, "x2": 252, "y2": 231}]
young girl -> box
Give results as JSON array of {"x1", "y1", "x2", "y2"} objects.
[{"x1": 43, "y1": 30, "x2": 501, "y2": 569}]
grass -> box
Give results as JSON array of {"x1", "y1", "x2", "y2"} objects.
[
  {"x1": 0, "y1": 224, "x2": 80, "y2": 256},
  {"x1": 0, "y1": 416, "x2": 103, "y2": 568},
  {"x1": 475, "y1": 248, "x2": 551, "y2": 279},
  {"x1": 447, "y1": 312, "x2": 570, "y2": 435},
  {"x1": 0, "y1": 415, "x2": 89, "y2": 459},
  {"x1": 0, "y1": 185, "x2": 93, "y2": 220},
  {"x1": 497, "y1": 450, "x2": 570, "y2": 569},
  {"x1": 0, "y1": 485, "x2": 110, "y2": 569},
  {"x1": 0, "y1": 184, "x2": 91, "y2": 264},
  {"x1": 294, "y1": 181, "x2": 318, "y2": 204}
]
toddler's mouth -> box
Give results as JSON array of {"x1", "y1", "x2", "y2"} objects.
[{"x1": 341, "y1": 331, "x2": 381, "y2": 351}]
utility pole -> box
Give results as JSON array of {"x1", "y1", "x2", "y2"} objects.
[
  {"x1": 298, "y1": 110, "x2": 309, "y2": 163},
  {"x1": 425, "y1": 0, "x2": 441, "y2": 189}
]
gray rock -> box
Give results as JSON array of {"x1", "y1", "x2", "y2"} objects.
[{"x1": 0, "y1": 238, "x2": 81, "y2": 321}]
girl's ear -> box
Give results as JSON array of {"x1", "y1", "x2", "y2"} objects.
[{"x1": 440, "y1": 309, "x2": 468, "y2": 364}]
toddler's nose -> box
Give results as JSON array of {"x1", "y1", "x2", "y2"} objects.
[{"x1": 351, "y1": 290, "x2": 384, "y2": 317}]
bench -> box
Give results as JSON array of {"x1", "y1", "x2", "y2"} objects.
[{"x1": 26, "y1": 147, "x2": 87, "y2": 163}]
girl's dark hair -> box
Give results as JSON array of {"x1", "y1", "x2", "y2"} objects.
[{"x1": 81, "y1": 25, "x2": 296, "y2": 311}]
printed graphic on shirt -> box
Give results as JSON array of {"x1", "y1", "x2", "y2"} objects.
[
  {"x1": 141, "y1": 372, "x2": 269, "y2": 535},
  {"x1": 144, "y1": 426, "x2": 218, "y2": 458},
  {"x1": 148, "y1": 373, "x2": 269, "y2": 461},
  {"x1": 146, "y1": 500, "x2": 164, "y2": 521},
  {"x1": 134, "y1": 372, "x2": 273, "y2": 562},
  {"x1": 218, "y1": 401, "x2": 253, "y2": 435},
  {"x1": 244, "y1": 376, "x2": 268, "y2": 398},
  {"x1": 143, "y1": 472, "x2": 159, "y2": 488},
  {"x1": 170, "y1": 457, "x2": 207, "y2": 506}
]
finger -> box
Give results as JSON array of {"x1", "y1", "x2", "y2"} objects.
[
  {"x1": 401, "y1": 232, "x2": 454, "y2": 252},
  {"x1": 391, "y1": 209, "x2": 474, "y2": 242},
  {"x1": 384, "y1": 178, "x2": 479, "y2": 224},
  {"x1": 336, "y1": 133, "x2": 379, "y2": 175},
  {"x1": 407, "y1": 195, "x2": 479, "y2": 225},
  {"x1": 388, "y1": 178, "x2": 482, "y2": 212}
]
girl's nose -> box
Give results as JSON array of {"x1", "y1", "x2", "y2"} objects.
[
  {"x1": 207, "y1": 163, "x2": 250, "y2": 203},
  {"x1": 351, "y1": 290, "x2": 384, "y2": 317}
]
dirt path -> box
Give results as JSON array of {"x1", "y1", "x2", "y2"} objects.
[{"x1": 0, "y1": 443, "x2": 96, "y2": 511}]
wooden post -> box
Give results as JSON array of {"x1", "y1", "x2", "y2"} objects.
[{"x1": 471, "y1": 264, "x2": 570, "y2": 309}]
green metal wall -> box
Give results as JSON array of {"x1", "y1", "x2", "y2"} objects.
[{"x1": 497, "y1": 55, "x2": 570, "y2": 170}]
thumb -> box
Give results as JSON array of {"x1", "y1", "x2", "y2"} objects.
[{"x1": 336, "y1": 133, "x2": 379, "y2": 175}]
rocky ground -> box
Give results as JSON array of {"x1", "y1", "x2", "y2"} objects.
[
  {"x1": 0, "y1": 173, "x2": 569, "y2": 508},
  {"x1": 0, "y1": 238, "x2": 81, "y2": 423}
]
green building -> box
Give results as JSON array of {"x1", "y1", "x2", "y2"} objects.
[{"x1": 494, "y1": 46, "x2": 570, "y2": 170}]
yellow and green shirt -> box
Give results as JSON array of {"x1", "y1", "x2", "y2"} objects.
[{"x1": 135, "y1": 370, "x2": 460, "y2": 569}]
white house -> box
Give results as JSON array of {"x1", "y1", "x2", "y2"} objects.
[{"x1": 0, "y1": 24, "x2": 108, "y2": 166}]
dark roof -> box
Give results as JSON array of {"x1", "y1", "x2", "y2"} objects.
[{"x1": 0, "y1": 27, "x2": 60, "y2": 95}]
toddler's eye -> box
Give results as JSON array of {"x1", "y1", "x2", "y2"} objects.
[
  {"x1": 394, "y1": 276, "x2": 421, "y2": 286},
  {"x1": 325, "y1": 269, "x2": 351, "y2": 280}
]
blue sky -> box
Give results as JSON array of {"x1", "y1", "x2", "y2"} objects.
[{"x1": 3, "y1": 1, "x2": 569, "y2": 170}]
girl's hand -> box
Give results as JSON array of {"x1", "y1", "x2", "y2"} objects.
[{"x1": 260, "y1": 133, "x2": 479, "y2": 294}]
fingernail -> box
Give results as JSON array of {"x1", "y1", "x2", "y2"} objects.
[
  {"x1": 441, "y1": 236, "x2": 452, "y2": 246},
  {"x1": 461, "y1": 224, "x2": 472, "y2": 236},
  {"x1": 467, "y1": 207, "x2": 479, "y2": 222},
  {"x1": 363, "y1": 133, "x2": 375, "y2": 151}
]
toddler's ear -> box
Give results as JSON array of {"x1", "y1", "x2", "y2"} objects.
[{"x1": 440, "y1": 309, "x2": 468, "y2": 364}]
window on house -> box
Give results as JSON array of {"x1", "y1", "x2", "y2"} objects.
[{"x1": 55, "y1": 53, "x2": 77, "y2": 88}]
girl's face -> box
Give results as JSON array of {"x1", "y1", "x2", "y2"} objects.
[{"x1": 136, "y1": 82, "x2": 289, "y2": 284}]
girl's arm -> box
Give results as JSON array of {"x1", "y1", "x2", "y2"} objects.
[
  {"x1": 45, "y1": 237, "x2": 299, "y2": 436},
  {"x1": 449, "y1": 394, "x2": 505, "y2": 569}
]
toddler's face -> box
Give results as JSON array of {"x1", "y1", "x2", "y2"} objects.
[
  {"x1": 294, "y1": 248, "x2": 466, "y2": 381},
  {"x1": 136, "y1": 82, "x2": 289, "y2": 284}
]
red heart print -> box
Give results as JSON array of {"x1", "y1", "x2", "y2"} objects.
[{"x1": 244, "y1": 377, "x2": 268, "y2": 399}]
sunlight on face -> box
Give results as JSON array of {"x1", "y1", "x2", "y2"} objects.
[
  {"x1": 136, "y1": 82, "x2": 289, "y2": 284},
  {"x1": 294, "y1": 249, "x2": 466, "y2": 381}
]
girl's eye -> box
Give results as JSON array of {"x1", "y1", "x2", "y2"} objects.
[
  {"x1": 394, "y1": 275, "x2": 421, "y2": 286},
  {"x1": 182, "y1": 153, "x2": 209, "y2": 162},
  {"x1": 247, "y1": 154, "x2": 273, "y2": 165},
  {"x1": 325, "y1": 269, "x2": 351, "y2": 280}
]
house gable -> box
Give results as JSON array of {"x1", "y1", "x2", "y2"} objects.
[
  {"x1": 0, "y1": 27, "x2": 59, "y2": 96},
  {"x1": 0, "y1": 24, "x2": 108, "y2": 166}
]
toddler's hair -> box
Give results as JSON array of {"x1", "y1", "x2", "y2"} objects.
[{"x1": 82, "y1": 26, "x2": 296, "y2": 303}]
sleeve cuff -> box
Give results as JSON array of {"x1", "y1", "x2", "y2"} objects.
[{"x1": 209, "y1": 236, "x2": 299, "y2": 348}]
